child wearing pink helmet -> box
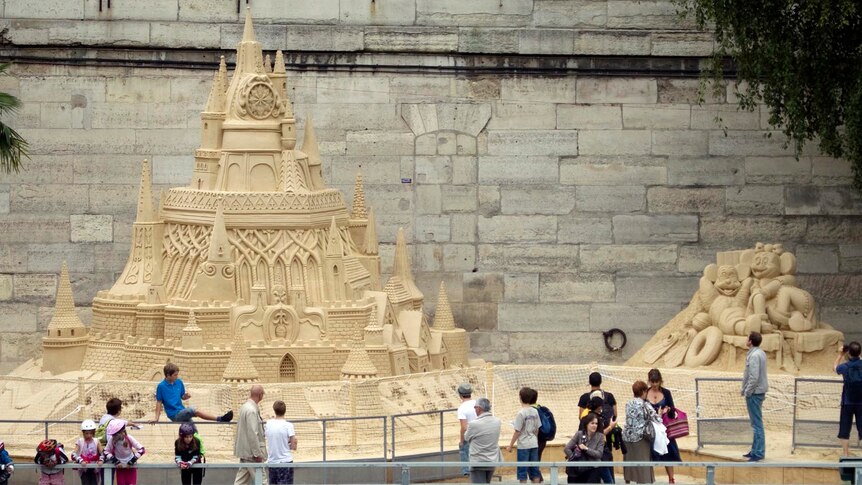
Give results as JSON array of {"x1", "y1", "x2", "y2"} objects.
[{"x1": 103, "y1": 420, "x2": 144, "y2": 485}]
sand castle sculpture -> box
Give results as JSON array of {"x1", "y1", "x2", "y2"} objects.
[
  {"x1": 629, "y1": 244, "x2": 843, "y2": 373},
  {"x1": 40, "y1": 11, "x2": 470, "y2": 383}
]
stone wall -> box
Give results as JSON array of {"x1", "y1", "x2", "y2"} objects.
[{"x1": 0, "y1": 0, "x2": 860, "y2": 372}]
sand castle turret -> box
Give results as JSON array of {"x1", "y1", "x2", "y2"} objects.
[
  {"x1": 431, "y1": 281, "x2": 469, "y2": 367},
  {"x1": 42, "y1": 262, "x2": 89, "y2": 374},
  {"x1": 341, "y1": 328, "x2": 378, "y2": 380}
]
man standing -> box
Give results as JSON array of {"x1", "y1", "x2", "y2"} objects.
[
  {"x1": 835, "y1": 342, "x2": 862, "y2": 456},
  {"x1": 456, "y1": 383, "x2": 477, "y2": 477},
  {"x1": 577, "y1": 372, "x2": 617, "y2": 483},
  {"x1": 464, "y1": 398, "x2": 502, "y2": 484},
  {"x1": 741, "y1": 331, "x2": 768, "y2": 462},
  {"x1": 235, "y1": 385, "x2": 267, "y2": 485}
]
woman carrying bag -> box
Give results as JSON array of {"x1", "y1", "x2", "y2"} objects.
[
  {"x1": 622, "y1": 381, "x2": 660, "y2": 484},
  {"x1": 647, "y1": 369, "x2": 682, "y2": 484},
  {"x1": 564, "y1": 413, "x2": 605, "y2": 484}
]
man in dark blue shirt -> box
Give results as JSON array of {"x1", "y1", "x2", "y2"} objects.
[{"x1": 835, "y1": 341, "x2": 862, "y2": 456}]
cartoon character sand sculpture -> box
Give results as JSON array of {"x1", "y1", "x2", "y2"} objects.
[
  {"x1": 631, "y1": 243, "x2": 842, "y2": 373},
  {"x1": 33, "y1": 9, "x2": 472, "y2": 384}
]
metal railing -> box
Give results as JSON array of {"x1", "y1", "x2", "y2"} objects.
[
  {"x1": 5, "y1": 459, "x2": 858, "y2": 485},
  {"x1": 791, "y1": 377, "x2": 862, "y2": 452},
  {"x1": 695, "y1": 377, "x2": 753, "y2": 449}
]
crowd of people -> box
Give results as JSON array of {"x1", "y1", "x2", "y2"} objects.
[{"x1": 3, "y1": 332, "x2": 862, "y2": 485}]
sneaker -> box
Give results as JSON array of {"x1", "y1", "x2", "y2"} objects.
[
  {"x1": 747, "y1": 456, "x2": 764, "y2": 462},
  {"x1": 742, "y1": 452, "x2": 752, "y2": 458},
  {"x1": 218, "y1": 410, "x2": 234, "y2": 422}
]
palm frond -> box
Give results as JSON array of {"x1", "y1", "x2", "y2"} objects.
[{"x1": 0, "y1": 121, "x2": 29, "y2": 174}]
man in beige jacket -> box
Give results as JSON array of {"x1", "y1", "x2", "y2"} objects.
[{"x1": 234, "y1": 385, "x2": 267, "y2": 485}]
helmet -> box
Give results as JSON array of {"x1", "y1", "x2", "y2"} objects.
[
  {"x1": 37, "y1": 439, "x2": 57, "y2": 453},
  {"x1": 105, "y1": 419, "x2": 127, "y2": 436},
  {"x1": 178, "y1": 423, "x2": 196, "y2": 436},
  {"x1": 81, "y1": 419, "x2": 97, "y2": 431}
]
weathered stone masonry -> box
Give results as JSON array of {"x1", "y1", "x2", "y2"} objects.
[{"x1": 0, "y1": 0, "x2": 860, "y2": 371}]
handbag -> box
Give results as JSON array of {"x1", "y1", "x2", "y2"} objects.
[
  {"x1": 566, "y1": 433, "x2": 585, "y2": 476},
  {"x1": 641, "y1": 403, "x2": 656, "y2": 443},
  {"x1": 661, "y1": 408, "x2": 690, "y2": 440}
]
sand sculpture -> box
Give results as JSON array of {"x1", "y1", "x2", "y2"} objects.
[
  {"x1": 37, "y1": 11, "x2": 470, "y2": 383},
  {"x1": 629, "y1": 244, "x2": 843, "y2": 373}
]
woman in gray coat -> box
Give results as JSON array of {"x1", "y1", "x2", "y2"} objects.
[{"x1": 565, "y1": 413, "x2": 605, "y2": 484}]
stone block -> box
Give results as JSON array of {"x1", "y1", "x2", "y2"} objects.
[
  {"x1": 5, "y1": 0, "x2": 83, "y2": 18},
  {"x1": 152, "y1": 155, "x2": 194, "y2": 185},
  {"x1": 498, "y1": 303, "x2": 590, "y2": 331},
  {"x1": 699, "y1": 217, "x2": 807, "y2": 244},
  {"x1": 39, "y1": 103, "x2": 71, "y2": 129},
  {"x1": 580, "y1": 245, "x2": 678, "y2": 272},
  {"x1": 0, "y1": 214, "x2": 69, "y2": 244},
  {"x1": 651, "y1": 32, "x2": 715, "y2": 56},
  {"x1": 450, "y1": 214, "x2": 477, "y2": 243},
  {"x1": 500, "y1": 187, "x2": 575, "y2": 215},
  {"x1": 329, "y1": 156, "x2": 404, "y2": 185},
  {"x1": 413, "y1": 244, "x2": 442, "y2": 272},
  {"x1": 478, "y1": 185, "x2": 500, "y2": 216},
  {"x1": 795, "y1": 245, "x2": 839, "y2": 274},
  {"x1": 72, "y1": 156, "x2": 143, "y2": 184},
  {"x1": 478, "y1": 156, "x2": 559, "y2": 185},
  {"x1": 318, "y1": 77, "x2": 390, "y2": 104},
  {"x1": 504, "y1": 273, "x2": 539, "y2": 302},
  {"x1": 457, "y1": 28, "x2": 519, "y2": 53},
  {"x1": 725, "y1": 186, "x2": 784, "y2": 215},
  {"x1": 18, "y1": 76, "x2": 106, "y2": 104},
  {"x1": 469, "y1": 331, "x2": 509, "y2": 360},
  {"x1": 10, "y1": 184, "x2": 88, "y2": 214},
  {"x1": 169, "y1": 76, "x2": 211, "y2": 105},
  {"x1": 178, "y1": 0, "x2": 238, "y2": 22},
  {"x1": 574, "y1": 31, "x2": 650, "y2": 55},
  {"x1": 821, "y1": 306, "x2": 862, "y2": 338},
  {"x1": 151, "y1": 22, "x2": 220, "y2": 49},
  {"x1": 613, "y1": 215, "x2": 699, "y2": 243},
  {"x1": 652, "y1": 130, "x2": 708, "y2": 156},
  {"x1": 677, "y1": 245, "x2": 721, "y2": 273},
  {"x1": 88, "y1": 185, "x2": 139, "y2": 215},
  {"x1": 478, "y1": 215, "x2": 557, "y2": 243},
  {"x1": 786, "y1": 186, "x2": 862, "y2": 216},
  {"x1": 148, "y1": 104, "x2": 188, "y2": 129},
  {"x1": 0, "y1": 303, "x2": 39, "y2": 333},
  {"x1": 623, "y1": 104, "x2": 690, "y2": 129},
  {"x1": 444, "y1": 244, "x2": 476, "y2": 271},
  {"x1": 341, "y1": 0, "x2": 416, "y2": 25},
  {"x1": 560, "y1": 157, "x2": 666, "y2": 186},
  {"x1": 451, "y1": 156, "x2": 477, "y2": 185},
  {"x1": 805, "y1": 217, "x2": 862, "y2": 244},
  {"x1": 106, "y1": 77, "x2": 171, "y2": 103},
  {"x1": 28, "y1": 244, "x2": 95, "y2": 273},
  {"x1": 388, "y1": 77, "x2": 452, "y2": 104},
  {"x1": 500, "y1": 77, "x2": 577, "y2": 104},
  {"x1": 606, "y1": 0, "x2": 688, "y2": 29},
  {"x1": 709, "y1": 130, "x2": 794, "y2": 157},
  {"x1": 576, "y1": 185, "x2": 645, "y2": 213},
  {"x1": 540, "y1": 273, "x2": 614, "y2": 302},
  {"x1": 414, "y1": 156, "x2": 452, "y2": 184},
  {"x1": 487, "y1": 130, "x2": 578, "y2": 156},
  {"x1": 579, "y1": 130, "x2": 651, "y2": 156},
  {"x1": 415, "y1": 215, "x2": 451, "y2": 242},
  {"x1": 134, "y1": 128, "x2": 199, "y2": 155},
  {"x1": 13, "y1": 273, "x2": 56, "y2": 300},
  {"x1": 20, "y1": 128, "x2": 136, "y2": 156},
  {"x1": 812, "y1": 157, "x2": 854, "y2": 185},
  {"x1": 577, "y1": 78, "x2": 657, "y2": 104},
  {"x1": 667, "y1": 157, "x2": 744, "y2": 186},
  {"x1": 70, "y1": 215, "x2": 114, "y2": 243},
  {"x1": 589, "y1": 303, "x2": 682, "y2": 332},
  {"x1": 691, "y1": 105, "x2": 761, "y2": 130},
  {"x1": 454, "y1": 304, "x2": 499, "y2": 332},
  {"x1": 616, "y1": 276, "x2": 698, "y2": 303},
  {"x1": 488, "y1": 102, "x2": 556, "y2": 130},
  {"x1": 463, "y1": 272, "x2": 504, "y2": 302},
  {"x1": 647, "y1": 187, "x2": 724, "y2": 215},
  {"x1": 478, "y1": 244, "x2": 579, "y2": 273},
  {"x1": 345, "y1": 132, "x2": 414, "y2": 156},
  {"x1": 0, "y1": 245, "x2": 26, "y2": 274},
  {"x1": 519, "y1": 29, "x2": 574, "y2": 55},
  {"x1": 364, "y1": 28, "x2": 458, "y2": 52},
  {"x1": 557, "y1": 105, "x2": 622, "y2": 130},
  {"x1": 0, "y1": 190, "x2": 8, "y2": 215},
  {"x1": 532, "y1": 0, "x2": 607, "y2": 28},
  {"x1": 83, "y1": 0, "x2": 177, "y2": 20},
  {"x1": 798, "y1": 274, "x2": 862, "y2": 305},
  {"x1": 0, "y1": 275, "x2": 11, "y2": 300},
  {"x1": 840, "y1": 245, "x2": 862, "y2": 272},
  {"x1": 558, "y1": 215, "x2": 613, "y2": 244},
  {"x1": 298, "y1": 103, "x2": 402, "y2": 133},
  {"x1": 508, "y1": 331, "x2": 620, "y2": 363},
  {"x1": 744, "y1": 156, "x2": 812, "y2": 184},
  {"x1": 416, "y1": 0, "x2": 532, "y2": 26},
  {"x1": 657, "y1": 79, "x2": 725, "y2": 104},
  {"x1": 441, "y1": 186, "x2": 477, "y2": 213},
  {"x1": 286, "y1": 25, "x2": 364, "y2": 51},
  {"x1": 415, "y1": 185, "x2": 441, "y2": 214},
  {"x1": 219, "y1": 23, "x2": 285, "y2": 50}
]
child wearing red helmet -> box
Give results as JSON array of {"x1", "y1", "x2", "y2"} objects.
[{"x1": 34, "y1": 439, "x2": 69, "y2": 485}]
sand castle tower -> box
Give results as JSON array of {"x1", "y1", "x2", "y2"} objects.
[
  {"x1": 49, "y1": 9, "x2": 471, "y2": 383},
  {"x1": 431, "y1": 282, "x2": 469, "y2": 368},
  {"x1": 42, "y1": 262, "x2": 89, "y2": 375}
]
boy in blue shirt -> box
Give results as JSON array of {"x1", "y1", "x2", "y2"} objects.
[{"x1": 152, "y1": 363, "x2": 233, "y2": 424}]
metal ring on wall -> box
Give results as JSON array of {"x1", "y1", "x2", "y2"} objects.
[{"x1": 603, "y1": 328, "x2": 627, "y2": 352}]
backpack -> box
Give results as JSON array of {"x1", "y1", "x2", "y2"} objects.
[
  {"x1": 535, "y1": 405, "x2": 556, "y2": 441},
  {"x1": 95, "y1": 419, "x2": 112, "y2": 446}
]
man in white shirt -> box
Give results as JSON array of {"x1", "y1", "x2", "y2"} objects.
[
  {"x1": 266, "y1": 400, "x2": 297, "y2": 485},
  {"x1": 456, "y1": 383, "x2": 478, "y2": 476}
]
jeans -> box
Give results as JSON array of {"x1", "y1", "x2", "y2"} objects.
[
  {"x1": 746, "y1": 393, "x2": 765, "y2": 458},
  {"x1": 460, "y1": 441, "x2": 470, "y2": 476},
  {"x1": 516, "y1": 447, "x2": 540, "y2": 481},
  {"x1": 599, "y1": 466, "x2": 615, "y2": 483}
]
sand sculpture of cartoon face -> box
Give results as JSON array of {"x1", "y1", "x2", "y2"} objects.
[
  {"x1": 742, "y1": 243, "x2": 816, "y2": 332},
  {"x1": 691, "y1": 264, "x2": 756, "y2": 336}
]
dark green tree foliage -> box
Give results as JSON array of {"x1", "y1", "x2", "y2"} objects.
[
  {"x1": 676, "y1": 0, "x2": 862, "y2": 190},
  {"x1": 0, "y1": 63, "x2": 28, "y2": 174}
]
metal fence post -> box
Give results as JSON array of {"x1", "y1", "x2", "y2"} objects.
[
  {"x1": 391, "y1": 417, "x2": 397, "y2": 460},
  {"x1": 695, "y1": 378, "x2": 702, "y2": 451},
  {"x1": 791, "y1": 378, "x2": 799, "y2": 454},
  {"x1": 549, "y1": 464, "x2": 559, "y2": 485},
  {"x1": 322, "y1": 419, "x2": 327, "y2": 462},
  {"x1": 254, "y1": 465, "x2": 263, "y2": 485},
  {"x1": 855, "y1": 464, "x2": 862, "y2": 485},
  {"x1": 383, "y1": 417, "x2": 388, "y2": 461},
  {"x1": 400, "y1": 465, "x2": 410, "y2": 485},
  {"x1": 104, "y1": 467, "x2": 114, "y2": 485},
  {"x1": 705, "y1": 465, "x2": 715, "y2": 485}
]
